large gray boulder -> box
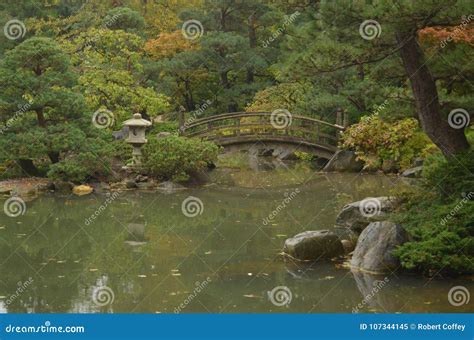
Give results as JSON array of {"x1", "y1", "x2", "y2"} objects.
[
  {"x1": 283, "y1": 230, "x2": 344, "y2": 261},
  {"x1": 350, "y1": 221, "x2": 408, "y2": 274},
  {"x1": 335, "y1": 196, "x2": 395, "y2": 232},
  {"x1": 323, "y1": 150, "x2": 364, "y2": 172}
]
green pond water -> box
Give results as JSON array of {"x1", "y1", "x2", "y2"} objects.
[{"x1": 0, "y1": 162, "x2": 472, "y2": 313}]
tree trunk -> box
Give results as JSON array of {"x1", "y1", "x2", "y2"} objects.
[
  {"x1": 48, "y1": 152, "x2": 60, "y2": 164},
  {"x1": 184, "y1": 80, "x2": 195, "y2": 111},
  {"x1": 246, "y1": 13, "x2": 257, "y2": 83},
  {"x1": 18, "y1": 159, "x2": 40, "y2": 176},
  {"x1": 220, "y1": 71, "x2": 230, "y2": 89},
  {"x1": 35, "y1": 108, "x2": 46, "y2": 128},
  {"x1": 396, "y1": 32, "x2": 469, "y2": 157}
]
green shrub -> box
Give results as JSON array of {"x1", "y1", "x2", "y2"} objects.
[
  {"x1": 143, "y1": 136, "x2": 219, "y2": 182},
  {"x1": 111, "y1": 140, "x2": 133, "y2": 162},
  {"x1": 392, "y1": 148, "x2": 474, "y2": 276},
  {"x1": 392, "y1": 193, "x2": 474, "y2": 276},
  {"x1": 47, "y1": 137, "x2": 113, "y2": 183},
  {"x1": 340, "y1": 116, "x2": 435, "y2": 171},
  {"x1": 149, "y1": 121, "x2": 179, "y2": 134}
]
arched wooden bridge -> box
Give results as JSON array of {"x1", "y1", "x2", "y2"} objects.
[{"x1": 179, "y1": 111, "x2": 348, "y2": 159}]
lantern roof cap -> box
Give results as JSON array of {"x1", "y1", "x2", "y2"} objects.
[{"x1": 123, "y1": 113, "x2": 152, "y2": 127}]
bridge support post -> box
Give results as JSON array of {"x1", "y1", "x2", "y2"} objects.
[
  {"x1": 336, "y1": 109, "x2": 342, "y2": 126},
  {"x1": 236, "y1": 117, "x2": 240, "y2": 136}
]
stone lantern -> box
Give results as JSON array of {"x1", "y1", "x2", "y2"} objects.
[{"x1": 123, "y1": 113, "x2": 152, "y2": 168}]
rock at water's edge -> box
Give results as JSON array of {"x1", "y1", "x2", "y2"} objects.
[
  {"x1": 350, "y1": 221, "x2": 407, "y2": 274},
  {"x1": 72, "y1": 185, "x2": 93, "y2": 196},
  {"x1": 323, "y1": 150, "x2": 364, "y2": 172},
  {"x1": 283, "y1": 230, "x2": 344, "y2": 261},
  {"x1": 401, "y1": 166, "x2": 423, "y2": 178}
]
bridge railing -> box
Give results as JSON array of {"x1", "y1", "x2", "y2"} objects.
[{"x1": 180, "y1": 112, "x2": 346, "y2": 148}]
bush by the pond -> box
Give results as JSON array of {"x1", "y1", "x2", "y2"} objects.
[
  {"x1": 143, "y1": 136, "x2": 219, "y2": 182},
  {"x1": 340, "y1": 116, "x2": 435, "y2": 171},
  {"x1": 47, "y1": 137, "x2": 113, "y2": 183},
  {"x1": 393, "y1": 150, "x2": 474, "y2": 276},
  {"x1": 422, "y1": 149, "x2": 474, "y2": 198}
]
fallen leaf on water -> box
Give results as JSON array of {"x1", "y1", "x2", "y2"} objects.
[
  {"x1": 58, "y1": 275, "x2": 65, "y2": 278},
  {"x1": 57, "y1": 260, "x2": 66, "y2": 264},
  {"x1": 243, "y1": 294, "x2": 260, "y2": 298},
  {"x1": 138, "y1": 275, "x2": 147, "y2": 278},
  {"x1": 89, "y1": 268, "x2": 98, "y2": 272},
  {"x1": 276, "y1": 234, "x2": 287, "y2": 238},
  {"x1": 204, "y1": 251, "x2": 212, "y2": 255},
  {"x1": 322, "y1": 276, "x2": 335, "y2": 280},
  {"x1": 424, "y1": 301, "x2": 432, "y2": 305},
  {"x1": 172, "y1": 273, "x2": 181, "y2": 277},
  {"x1": 171, "y1": 269, "x2": 180, "y2": 273}
]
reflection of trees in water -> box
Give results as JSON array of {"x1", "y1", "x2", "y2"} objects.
[{"x1": 0, "y1": 173, "x2": 412, "y2": 313}]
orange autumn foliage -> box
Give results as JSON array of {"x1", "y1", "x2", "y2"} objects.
[
  {"x1": 419, "y1": 20, "x2": 474, "y2": 47},
  {"x1": 144, "y1": 30, "x2": 197, "y2": 59}
]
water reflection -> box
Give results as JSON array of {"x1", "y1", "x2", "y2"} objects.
[{"x1": 0, "y1": 166, "x2": 472, "y2": 313}]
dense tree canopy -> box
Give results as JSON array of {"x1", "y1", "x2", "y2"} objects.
[{"x1": 0, "y1": 0, "x2": 472, "y2": 180}]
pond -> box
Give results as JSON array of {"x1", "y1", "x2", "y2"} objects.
[{"x1": 0, "y1": 161, "x2": 472, "y2": 313}]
